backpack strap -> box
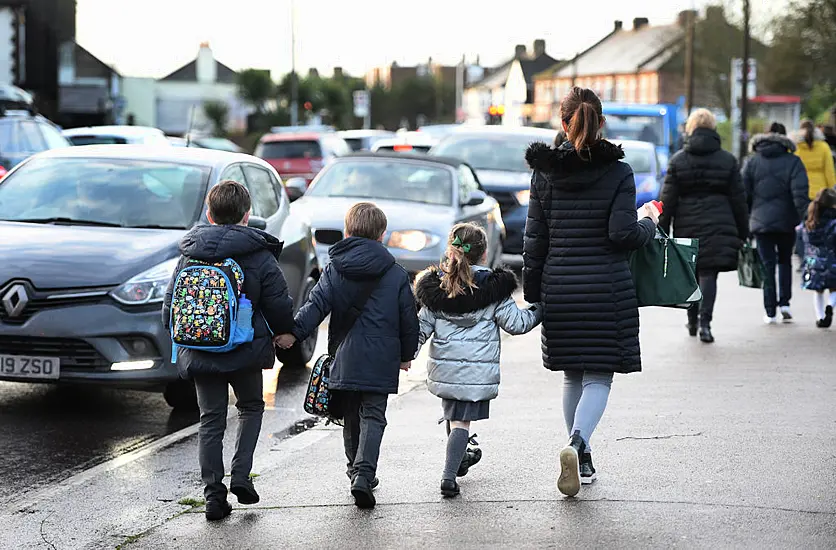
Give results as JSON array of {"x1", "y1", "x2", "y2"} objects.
[{"x1": 327, "y1": 265, "x2": 393, "y2": 356}]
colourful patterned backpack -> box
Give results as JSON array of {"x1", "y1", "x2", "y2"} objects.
[{"x1": 169, "y1": 258, "x2": 254, "y2": 362}]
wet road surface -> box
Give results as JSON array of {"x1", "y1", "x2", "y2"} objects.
[{"x1": 0, "y1": 363, "x2": 311, "y2": 505}]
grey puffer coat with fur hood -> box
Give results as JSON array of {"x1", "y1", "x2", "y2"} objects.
[{"x1": 415, "y1": 266, "x2": 541, "y2": 402}]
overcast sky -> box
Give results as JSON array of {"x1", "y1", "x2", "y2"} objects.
[{"x1": 76, "y1": 0, "x2": 785, "y2": 79}]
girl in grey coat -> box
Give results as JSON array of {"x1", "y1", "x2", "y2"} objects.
[{"x1": 415, "y1": 223, "x2": 542, "y2": 498}]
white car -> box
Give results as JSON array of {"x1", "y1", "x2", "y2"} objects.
[
  {"x1": 370, "y1": 131, "x2": 436, "y2": 154},
  {"x1": 63, "y1": 126, "x2": 171, "y2": 146}
]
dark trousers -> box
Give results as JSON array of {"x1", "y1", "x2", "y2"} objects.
[
  {"x1": 337, "y1": 391, "x2": 388, "y2": 483},
  {"x1": 194, "y1": 369, "x2": 264, "y2": 502},
  {"x1": 756, "y1": 232, "x2": 795, "y2": 317},
  {"x1": 688, "y1": 271, "x2": 718, "y2": 326}
]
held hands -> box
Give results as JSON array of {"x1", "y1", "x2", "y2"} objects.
[{"x1": 274, "y1": 334, "x2": 297, "y2": 350}]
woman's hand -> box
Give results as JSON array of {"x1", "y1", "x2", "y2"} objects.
[{"x1": 639, "y1": 202, "x2": 661, "y2": 224}]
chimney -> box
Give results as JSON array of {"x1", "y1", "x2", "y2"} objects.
[
  {"x1": 614, "y1": 20, "x2": 623, "y2": 31},
  {"x1": 533, "y1": 39, "x2": 546, "y2": 58},
  {"x1": 705, "y1": 5, "x2": 725, "y2": 21},
  {"x1": 196, "y1": 42, "x2": 216, "y2": 83},
  {"x1": 333, "y1": 66, "x2": 343, "y2": 78},
  {"x1": 633, "y1": 17, "x2": 649, "y2": 30},
  {"x1": 678, "y1": 9, "x2": 697, "y2": 28},
  {"x1": 308, "y1": 68, "x2": 319, "y2": 78},
  {"x1": 514, "y1": 44, "x2": 526, "y2": 59}
]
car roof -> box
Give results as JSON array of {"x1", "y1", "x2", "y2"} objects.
[
  {"x1": 62, "y1": 125, "x2": 165, "y2": 137},
  {"x1": 260, "y1": 132, "x2": 330, "y2": 142},
  {"x1": 338, "y1": 129, "x2": 395, "y2": 138},
  {"x1": 373, "y1": 133, "x2": 436, "y2": 146},
  {"x1": 28, "y1": 144, "x2": 273, "y2": 171},
  {"x1": 340, "y1": 150, "x2": 464, "y2": 167},
  {"x1": 445, "y1": 125, "x2": 557, "y2": 138},
  {"x1": 611, "y1": 139, "x2": 656, "y2": 151}
]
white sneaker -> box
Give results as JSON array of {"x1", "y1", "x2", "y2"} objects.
[
  {"x1": 780, "y1": 306, "x2": 793, "y2": 323},
  {"x1": 764, "y1": 315, "x2": 778, "y2": 325}
]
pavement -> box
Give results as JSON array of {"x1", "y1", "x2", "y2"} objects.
[{"x1": 2, "y1": 273, "x2": 834, "y2": 549}]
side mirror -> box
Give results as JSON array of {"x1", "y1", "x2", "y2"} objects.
[
  {"x1": 284, "y1": 177, "x2": 307, "y2": 202},
  {"x1": 248, "y1": 215, "x2": 267, "y2": 230},
  {"x1": 462, "y1": 189, "x2": 487, "y2": 207}
]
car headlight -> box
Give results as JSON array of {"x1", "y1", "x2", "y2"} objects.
[
  {"x1": 637, "y1": 176, "x2": 659, "y2": 195},
  {"x1": 388, "y1": 230, "x2": 437, "y2": 252},
  {"x1": 515, "y1": 189, "x2": 530, "y2": 205},
  {"x1": 111, "y1": 257, "x2": 179, "y2": 305}
]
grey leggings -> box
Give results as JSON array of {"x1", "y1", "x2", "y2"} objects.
[{"x1": 563, "y1": 371, "x2": 614, "y2": 452}]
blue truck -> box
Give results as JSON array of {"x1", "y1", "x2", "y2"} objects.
[{"x1": 601, "y1": 99, "x2": 686, "y2": 174}]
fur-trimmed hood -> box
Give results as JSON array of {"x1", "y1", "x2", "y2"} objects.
[
  {"x1": 415, "y1": 266, "x2": 518, "y2": 316},
  {"x1": 525, "y1": 139, "x2": 625, "y2": 190},
  {"x1": 750, "y1": 132, "x2": 796, "y2": 157}
]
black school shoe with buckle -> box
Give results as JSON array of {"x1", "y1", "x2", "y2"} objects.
[
  {"x1": 457, "y1": 434, "x2": 482, "y2": 477},
  {"x1": 580, "y1": 453, "x2": 597, "y2": 485},
  {"x1": 351, "y1": 476, "x2": 376, "y2": 509},
  {"x1": 205, "y1": 499, "x2": 233, "y2": 521},
  {"x1": 558, "y1": 431, "x2": 585, "y2": 497}
]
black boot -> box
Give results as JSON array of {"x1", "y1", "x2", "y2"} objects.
[
  {"x1": 205, "y1": 499, "x2": 232, "y2": 521},
  {"x1": 580, "y1": 452, "x2": 597, "y2": 485},
  {"x1": 699, "y1": 324, "x2": 714, "y2": 343},
  {"x1": 558, "y1": 431, "x2": 585, "y2": 497},
  {"x1": 440, "y1": 479, "x2": 460, "y2": 498},
  {"x1": 230, "y1": 480, "x2": 260, "y2": 505},
  {"x1": 686, "y1": 307, "x2": 698, "y2": 337}
]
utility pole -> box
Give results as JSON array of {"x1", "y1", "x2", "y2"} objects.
[
  {"x1": 740, "y1": 0, "x2": 751, "y2": 163},
  {"x1": 289, "y1": 0, "x2": 298, "y2": 126},
  {"x1": 455, "y1": 54, "x2": 464, "y2": 123},
  {"x1": 684, "y1": 9, "x2": 696, "y2": 114}
]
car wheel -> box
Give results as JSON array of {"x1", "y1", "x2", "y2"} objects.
[
  {"x1": 276, "y1": 277, "x2": 319, "y2": 369},
  {"x1": 163, "y1": 380, "x2": 198, "y2": 410}
]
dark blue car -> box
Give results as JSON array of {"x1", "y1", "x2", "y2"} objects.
[
  {"x1": 430, "y1": 127, "x2": 557, "y2": 267},
  {"x1": 612, "y1": 139, "x2": 664, "y2": 207}
]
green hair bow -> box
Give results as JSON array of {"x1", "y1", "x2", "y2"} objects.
[{"x1": 451, "y1": 235, "x2": 471, "y2": 253}]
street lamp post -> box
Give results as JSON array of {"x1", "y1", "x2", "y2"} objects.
[
  {"x1": 289, "y1": 0, "x2": 298, "y2": 127},
  {"x1": 740, "y1": 0, "x2": 751, "y2": 163}
]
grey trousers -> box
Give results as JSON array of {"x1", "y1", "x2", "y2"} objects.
[
  {"x1": 194, "y1": 369, "x2": 264, "y2": 502},
  {"x1": 338, "y1": 391, "x2": 388, "y2": 483}
]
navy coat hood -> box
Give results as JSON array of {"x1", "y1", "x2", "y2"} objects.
[
  {"x1": 329, "y1": 237, "x2": 396, "y2": 280},
  {"x1": 752, "y1": 133, "x2": 797, "y2": 158},
  {"x1": 179, "y1": 224, "x2": 283, "y2": 262}
]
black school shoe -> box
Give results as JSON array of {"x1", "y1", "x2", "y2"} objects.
[
  {"x1": 351, "y1": 476, "x2": 376, "y2": 509},
  {"x1": 440, "y1": 479, "x2": 460, "y2": 498},
  {"x1": 557, "y1": 431, "x2": 585, "y2": 497},
  {"x1": 817, "y1": 305, "x2": 834, "y2": 328},
  {"x1": 230, "y1": 481, "x2": 260, "y2": 505},
  {"x1": 205, "y1": 499, "x2": 233, "y2": 521},
  {"x1": 580, "y1": 453, "x2": 597, "y2": 485},
  {"x1": 457, "y1": 448, "x2": 483, "y2": 477}
]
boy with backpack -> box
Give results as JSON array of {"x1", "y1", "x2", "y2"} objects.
[
  {"x1": 163, "y1": 180, "x2": 294, "y2": 521},
  {"x1": 275, "y1": 202, "x2": 419, "y2": 509}
]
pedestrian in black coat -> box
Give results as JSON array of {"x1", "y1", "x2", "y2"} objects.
[
  {"x1": 523, "y1": 87, "x2": 660, "y2": 497},
  {"x1": 742, "y1": 125, "x2": 810, "y2": 322},
  {"x1": 658, "y1": 108, "x2": 749, "y2": 343}
]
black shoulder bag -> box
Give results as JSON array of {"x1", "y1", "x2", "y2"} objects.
[{"x1": 303, "y1": 269, "x2": 390, "y2": 424}]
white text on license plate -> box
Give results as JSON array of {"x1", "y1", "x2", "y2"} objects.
[{"x1": 0, "y1": 355, "x2": 60, "y2": 380}]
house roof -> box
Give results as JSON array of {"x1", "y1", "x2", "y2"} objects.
[
  {"x1": 467, "y1": 60, "x2": 513, "y2": 90},
  {"x1": 161, "y1": 59, "x2": 238, "y2": 84},
  {"x1": 519, "y1": 54, "x2": 559, "y2": 83},
  {"x1": 551, "y1": 24, "x2": 683, "y2": 78}
]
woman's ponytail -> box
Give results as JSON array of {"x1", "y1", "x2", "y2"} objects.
[
  {"x1": 801, "y1": 119, "x2": 815, "y2": 149},
  {"x1": 439, "y1": 223, "x2": 488, "y2": 298}
]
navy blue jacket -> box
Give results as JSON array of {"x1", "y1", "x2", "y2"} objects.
[
  {"x1": 292, "y1": 237, "x2": 419, "y2": 394},
  {"x1": 743, "y1": 133, "x2": 810, "y2": 234},
  {"x1": 162, "y1": 224, "x2": 294, "y2": 378}
]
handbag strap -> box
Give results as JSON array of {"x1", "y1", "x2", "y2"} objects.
[{"x1": 327, "y1": 265, "x2": 392, "y2": 356}]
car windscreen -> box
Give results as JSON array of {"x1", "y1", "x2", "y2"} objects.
[
  {"x1": 431, "y1": 135, "x2": 538, "y2": 172},
  {"x1": 620, "y1": 146, "x2": 654, "y2": 173},
  {"x1": 307, "y1": 160, "x2": 453, "y2": 206},
  {"x1": 603, "y1": 115, "x2": 665, "y2": 147},
  {"x1": 256, "y1": 140, "x2": 322, "y2": 159},
  {"x1": 0, "y1": 157, "x2": 211, "y2": 229},
  {"x1": 67, "y1": 135, "x2": 129, "y2": 145}
]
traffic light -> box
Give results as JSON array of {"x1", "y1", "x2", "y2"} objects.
[{"x1": 487, "y1": 104, "x2": 505, "y2": 125}]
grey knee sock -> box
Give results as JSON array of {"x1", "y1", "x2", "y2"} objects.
[{"x1": 442, "y1": 428, "x2": 469, "y2": 481}]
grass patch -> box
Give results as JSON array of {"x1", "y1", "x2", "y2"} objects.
[
  {"x1": 249, "y1": 473, "x2": 260, "y2": 479},
  {"x1": 116, "y1": 533, "x2": 143, "y2": 549},
  {"x1": 177, "y1": 497, "x2": 205, "y2": 507}
]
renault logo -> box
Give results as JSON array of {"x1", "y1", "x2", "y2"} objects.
[{"x1": 2, "y1": 284, "x2": 28, "y2": 318}]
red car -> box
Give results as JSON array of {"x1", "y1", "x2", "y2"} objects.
[{"x1": 254, "y1": 131, "x2": 351, "y2": 186}]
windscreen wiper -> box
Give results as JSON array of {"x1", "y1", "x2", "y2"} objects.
[
  {"x1": 10, "y1": 217, "x2": 124, "y2": 227},
  {"x1": 130, "y1": 224, "x2": 187, "y2": 230}
]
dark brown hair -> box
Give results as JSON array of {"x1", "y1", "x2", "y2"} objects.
[
  {"x1": 769, "y1": 122, "x2": 787, "y2": 135},
  {"x1": 345, "y1": 202, "x2": 387, "y2": 240},
  {"x1": 207, "y1": 180, "x2": 251, "y2": 225},
  {"x1": 440, "y1": 223, "x2": 488, "y2": 298},
  {"x1": 560, "y1": 87, "x2": 603, "y2": 160},
  {"x1": 806, "y1": 188, "x2": 836, "y2": 231},
  {"x1": 801, "y1": 119, "x2": 815, "y2": 149}
]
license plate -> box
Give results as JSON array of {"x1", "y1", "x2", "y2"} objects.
[{"x1": 0, "y1": 355, "x2": 60, "y2": 380}]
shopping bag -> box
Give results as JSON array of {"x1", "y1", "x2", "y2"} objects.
[
  {"x1": 629, "y1": 228, "x2": 702, "y2": 308},
  {"x1": 737, "y1": 240, "x2": 765, "y2": 289}
]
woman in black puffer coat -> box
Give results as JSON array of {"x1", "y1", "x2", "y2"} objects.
[
  {"x1": 524, "y1": 87, "x2": 659, "y2": 497},
  {"x1": 658, "y1": 108, "x2": 749, "y2": 343}
]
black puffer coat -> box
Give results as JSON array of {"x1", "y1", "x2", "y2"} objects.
[
  {"x1": 524, "y1": 140, "x2": 655, "y2": 374},
  {"x1": 742, "y1": 133, "x2": 809, "y2": 234},
  {"x1": 292, "y1": 237, "x2": 419, "y2": 394},
  {"x1": 162, "y1": 224, "x2": 295, "y2": 378},
  {"x1": 658, "y1": 128, "x2": 749, "y2": 272}
]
